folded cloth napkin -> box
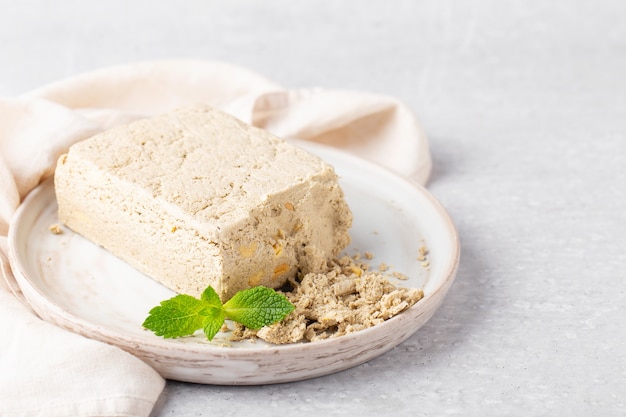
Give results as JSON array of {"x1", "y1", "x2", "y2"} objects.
[{"x1": 0, "y1": 60, "x2": 431, "y2": 417}]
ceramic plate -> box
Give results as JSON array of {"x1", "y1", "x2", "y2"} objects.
[{"x1": 7, "y1": 142, "x2": 459, "y2": 385}]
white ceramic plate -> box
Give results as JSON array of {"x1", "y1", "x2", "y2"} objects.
[{"x1": 7, "y1": 142, "x2": 459, "y2": 385}]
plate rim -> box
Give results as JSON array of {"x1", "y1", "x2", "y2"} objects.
[{"x1": 7, "y1": 142, "x2": 460, "y2": 383}]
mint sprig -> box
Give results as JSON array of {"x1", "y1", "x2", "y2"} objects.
[{"x1": 143, "y1": 286, "x2": 295, "y2": 341}]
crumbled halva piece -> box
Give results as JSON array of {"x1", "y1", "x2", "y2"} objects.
[
  {"x1": 417, "y1": 245, "x2": 429, "y2": 260},
  {"x1": 55, "y1": 105, "x2": 352, "y2": 300},
  {"x1": 48, "y1": 223, "x2": 63, "y2": 234},
  {"x1": 231, "y1": 256, "x2": 424, "y2": 344}
]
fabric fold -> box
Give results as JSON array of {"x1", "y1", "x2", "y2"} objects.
[{"x1": 250, "y1": 88, "x2": 431, "y2": 183}]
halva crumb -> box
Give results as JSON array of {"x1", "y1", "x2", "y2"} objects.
[
  {"x1": 48, "y1": 224, "x2": 63, "y2": 234},
  {"x1": 231, "y1": 256, "x2": 424, "y2": 344},
  {"x1": 417, "y1": 245, "x2": 429, "y2": 261},
  {"x1": 391, "y1": 271, "x2": 410, "y2": 281}
]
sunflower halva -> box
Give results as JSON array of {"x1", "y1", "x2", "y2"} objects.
[{"x1": 55, "y1": 105, "x2": 352, "y2": 300}]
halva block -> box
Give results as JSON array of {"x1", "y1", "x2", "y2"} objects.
[{"x1": 55, "y1": 105, "x2": 352, "y2": 300}]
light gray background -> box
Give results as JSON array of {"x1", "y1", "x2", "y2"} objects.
[{"x1": 2, "y1": 1, "x2": 625, "y2": 415}]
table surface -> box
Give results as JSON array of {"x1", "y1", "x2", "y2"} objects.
[{"x1": 2, "y1": 1, "x2": 625, "y2": 415}]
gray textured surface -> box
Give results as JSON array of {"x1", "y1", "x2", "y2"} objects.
[{"x1": 2, "y1": 0, "x2": 625, "y2": 415}]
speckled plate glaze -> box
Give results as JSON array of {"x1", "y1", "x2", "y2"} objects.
[{"x1": 7, "y1": 141, "x2": 459, "y2": 385}]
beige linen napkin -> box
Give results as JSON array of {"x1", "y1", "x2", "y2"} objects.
[{"x1": 0, "y1": 60, "x2": 431, "y2": 417}]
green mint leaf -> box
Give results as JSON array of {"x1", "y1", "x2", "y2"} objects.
[
  {"x1": 202, "y1": 305, "x2": 226, "y2": 341},
  {"x1": 144, "y1": 285, "x2": 295, "y2": 341},
  {"x1": 198, "y1": 285, "x2": 225, "y2": 340},
  {"x1": 223, "y1": 286, "x2": 295, "y2": 330},
  {"x1": 142, "y1": 294, "x2": 211, "y2": 338},
  {"x1": 201, "y1": 285, "x2": 222, "y2": 305}
]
